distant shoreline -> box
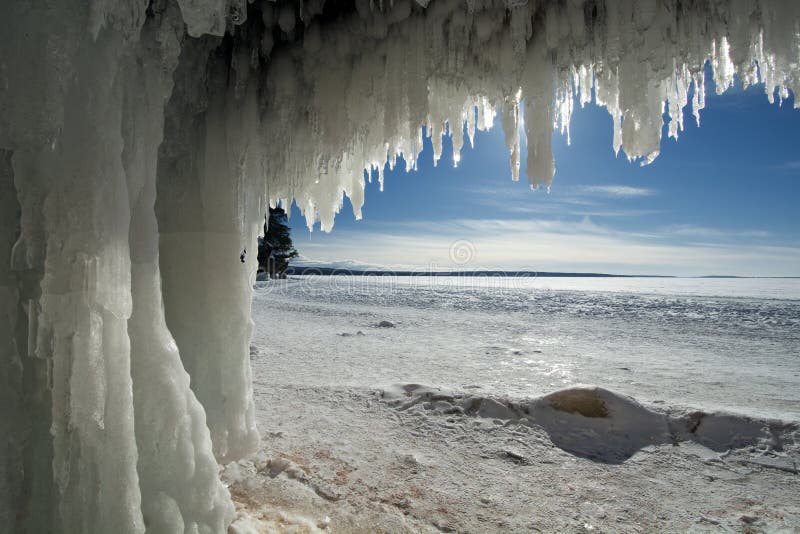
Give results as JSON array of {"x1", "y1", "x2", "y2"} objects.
[
  {"x1": 285, "y1": 267, "x2": 656, "y2": 277},
  {"x1": 284, "y1": 267, "x2": 798, "y2": 279}
]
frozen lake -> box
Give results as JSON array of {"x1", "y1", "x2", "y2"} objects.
[{"x1": 252, "y1": 276, "x2": 800, "y2": 421}]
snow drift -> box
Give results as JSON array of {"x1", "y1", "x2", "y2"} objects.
[
  {"x1": 1, "y1": 0, "x2": 799, "y2": 531},
  {"x1": 382, "y1": 384, "x2": 799, "y2": 463}
]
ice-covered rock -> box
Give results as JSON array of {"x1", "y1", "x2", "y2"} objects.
[{"x1": 528, "y1": 386, "x2": 672, "y2": 462}]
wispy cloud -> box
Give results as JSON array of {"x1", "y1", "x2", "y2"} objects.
[
  {"x1": 662, "y1": 225, "x2": 771, "y2": 239},
  {"x1": 567, "y1": 208, "x2": 663, "y2": 218},
  {"x1": 465, "y1": 185, "x2": 660, "y2": 219},
  {"x1": 574, "y1": 185, "x2": 657, "y2": 197},
  {"x1": 292, "y1": 254, "x2": 418, "y2": 271},
  {"x1": 294, "y1": 217, "x2": 800, "y2": 277}
]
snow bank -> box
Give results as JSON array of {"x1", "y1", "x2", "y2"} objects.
[
  {"x1": 382, "y1": 384, "x2": 798, "y2": 463},
  {"x1": 1, "y1": 0, "x2": 799, "y2": 531}
]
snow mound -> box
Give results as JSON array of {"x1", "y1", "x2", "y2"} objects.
[
  {"x1": 382, "y1": 384, "x2": 799, "y2": 463},
  {"x1": 530, "y1": 386, "x2": 672, "y2": 462}
]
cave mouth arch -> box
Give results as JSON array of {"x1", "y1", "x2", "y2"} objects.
[{"x1": 1, "y1": 0, "x2": 799, "y2": 531}]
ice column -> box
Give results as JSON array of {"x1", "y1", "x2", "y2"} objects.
[
  {"x1": 157, "y1": 37, "x2": 261, "y2": 464},
  {"x1": 123, "y1": 5, "x2": 235, "y2": 532},
  {"x1": 0, "y1": 2, "x2": 240, "y2": 531},
  {"x1": 8, "y1": 29, "x2": 144, "y2": 534}
]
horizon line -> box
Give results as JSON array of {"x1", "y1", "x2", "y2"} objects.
[{"x1": 282, "y1": 266, "x2": 800, "y2": 279}]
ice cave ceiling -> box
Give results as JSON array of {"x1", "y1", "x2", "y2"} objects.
[{"x1": 1, "y1": 0, "x2": 799, "y2": 532}]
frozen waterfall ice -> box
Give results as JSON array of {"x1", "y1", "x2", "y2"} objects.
[{"x1": 1, "y1": 0, "x2": 799, "y2": 531}]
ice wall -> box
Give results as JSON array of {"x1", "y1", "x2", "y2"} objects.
[
  {"x1": 1, "y1": 0, "x2": 799, "y2": 532},
  {"x1": 1, "y1": 1, "x2": 234, "y2": 532}
]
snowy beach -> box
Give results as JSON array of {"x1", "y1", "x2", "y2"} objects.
[{"x1": 227, "y1": 276, "x2": 800, "y2": 532}]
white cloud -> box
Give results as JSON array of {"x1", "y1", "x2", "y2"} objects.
[
  {"x1": 291, "y1": 254, "x2": 415, "y2": 271},
  {"x1": 662, "y1": 225, "x2": 771, "y2": 239},
  {"x1": 470, "y1": 188, "x2": 660, "y2": 218},
  {"x1": 574, "y1": 185, "x2": 657, "y2": 197},
  {"x1": 292, "y1": 218, "x2": 800, "y2": 277}
]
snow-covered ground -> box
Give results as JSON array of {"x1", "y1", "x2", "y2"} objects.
[
  {"x1": 253, "y1": 276, "x2": 800, "y2": 420},
  {"x1": 231, "y1": 276, "x2": 800, "y2": 532}
]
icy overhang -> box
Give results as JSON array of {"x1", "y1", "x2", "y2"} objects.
[{"x1": 172, "y1": 0, "x2": 800, "y2": 231}]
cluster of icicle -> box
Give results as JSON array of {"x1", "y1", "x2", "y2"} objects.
[
  {"x1": 258, "y1": 0, "x2": 800, "y2": 231},
  {"x1": 0, "y1": 0, "x2": 798, "y2": 532}
]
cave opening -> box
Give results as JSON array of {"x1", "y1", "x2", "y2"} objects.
[{"x1": 1, "y1": 0, "x2": 799, "y2": 531}]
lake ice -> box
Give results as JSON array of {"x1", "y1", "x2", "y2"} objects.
[{"x1": 253, "y1": 276, "x2": 800, "y2": 421}]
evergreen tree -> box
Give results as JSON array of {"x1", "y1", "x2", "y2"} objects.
[{"x1": 258, "y1": 207, "x2": 298, "y2": 278}]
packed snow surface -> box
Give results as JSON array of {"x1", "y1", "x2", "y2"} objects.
[{"x1": 241, "y1": 276, "x2": 800, "y2": 532}]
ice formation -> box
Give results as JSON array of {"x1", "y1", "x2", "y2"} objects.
[{"x1": 1, "y1": 0, "x2": 799, "y2": 531}]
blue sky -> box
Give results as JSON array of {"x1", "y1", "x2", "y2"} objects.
[{"x1": 287, "y1": 77, "x2": 800, "y2": 276}]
